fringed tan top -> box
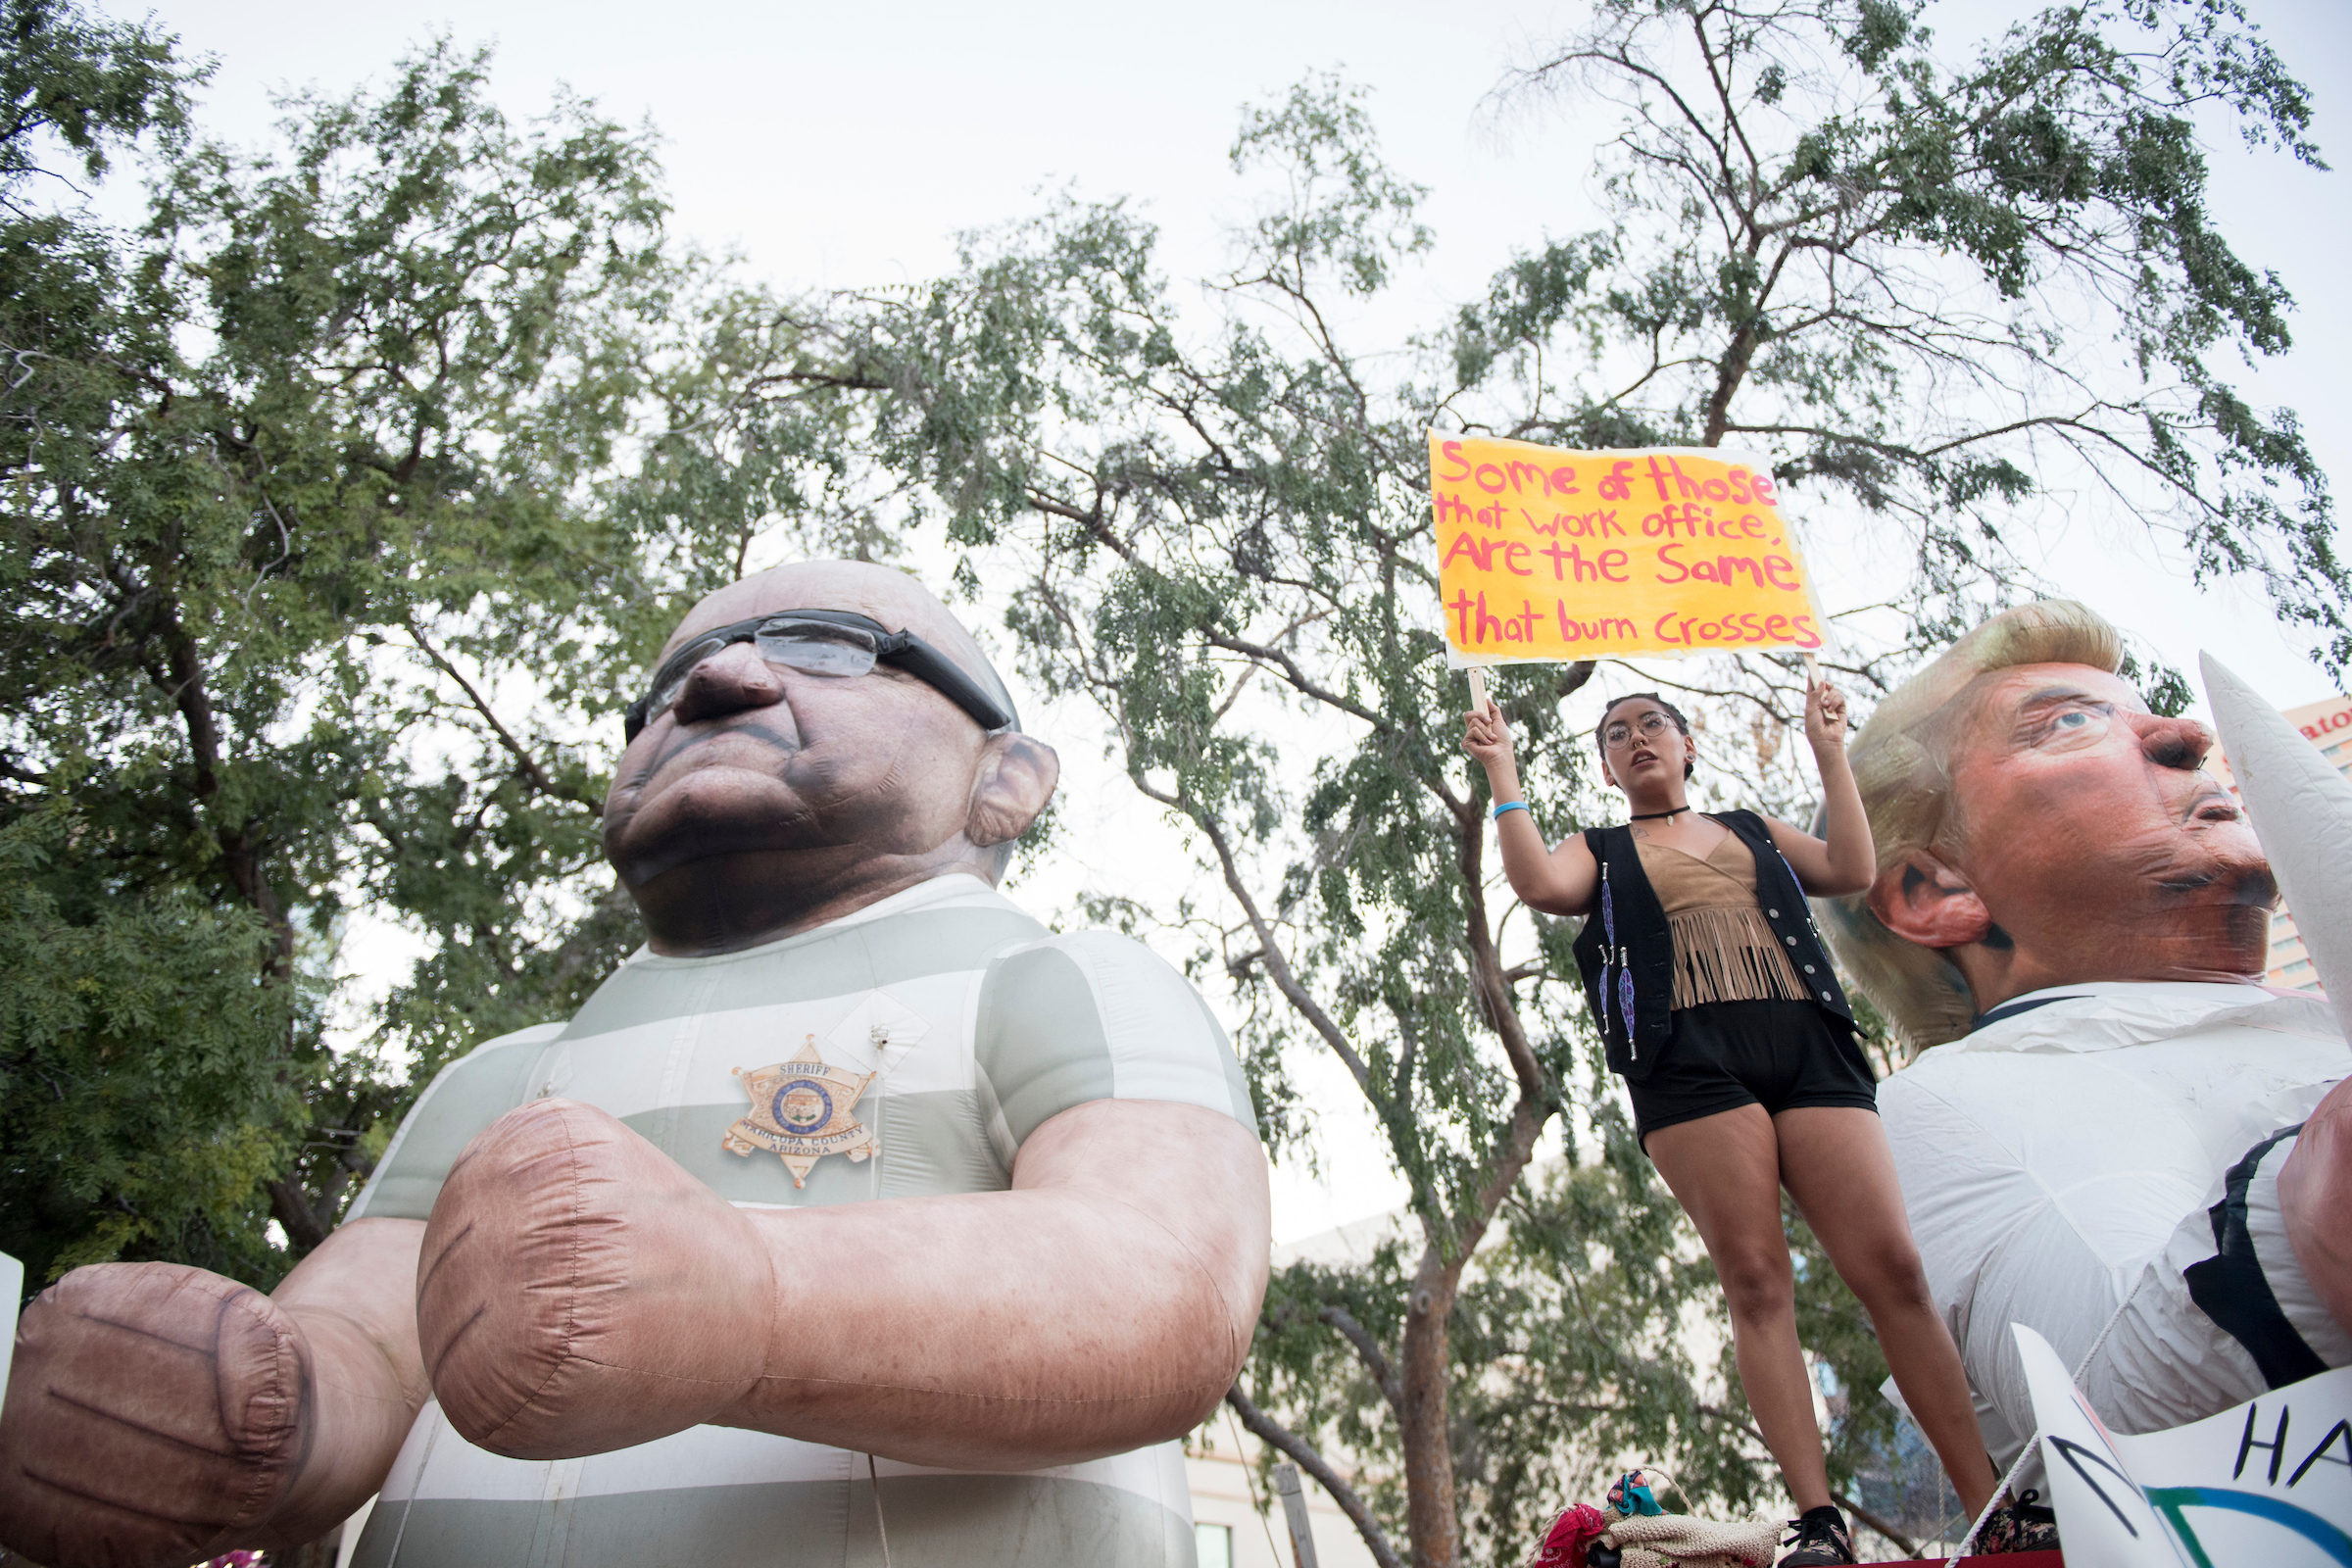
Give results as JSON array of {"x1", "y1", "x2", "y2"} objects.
[{"x1": 1634, "y1": 830, "x2": 1810, "y2": 1009}]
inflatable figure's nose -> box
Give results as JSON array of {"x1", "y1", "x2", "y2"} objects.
[
  {"x1": 2134, "y1": 712, "x2": 2213, "y2": 772},
  {"x1": 669, "y1": 641, "x2": 790, "y2": 729}
]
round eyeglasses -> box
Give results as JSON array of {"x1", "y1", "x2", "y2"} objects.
[{"x1": 1601, "y1": 711, "x2": 1677, "y2": 750}]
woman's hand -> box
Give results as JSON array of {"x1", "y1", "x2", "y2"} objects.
[
  {"x1": 1462, "y1": 695, "x2": 1599, "y2": 915},
  {"x1": 1462, "y1": 699, "x2": 1516, "y2": 773},
  {"x1": 1804, "y1": 676, "x2": 1852, "y2": 754},
  {"x1": 1776, "y1": 670, "x2": 1875, "y2": 898}
]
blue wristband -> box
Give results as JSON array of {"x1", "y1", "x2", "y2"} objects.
[{"x1": 1493, "y1": 801, "x2": 1530, "y2": 821}]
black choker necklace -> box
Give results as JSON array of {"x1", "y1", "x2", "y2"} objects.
[{"x1": 1629, "y1": 806, "x2": 1692, "y2": 821}]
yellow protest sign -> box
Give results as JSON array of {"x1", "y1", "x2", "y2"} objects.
[{"x1": 1429, "y1": 433, "x2": 1830, "y2": 664}]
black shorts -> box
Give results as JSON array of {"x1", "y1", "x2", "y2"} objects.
[{"x1": 1625, "y1": 999, "x2": 1879, "y2": 1152}]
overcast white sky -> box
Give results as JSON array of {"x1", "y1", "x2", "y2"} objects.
[
  {"x1": 138, "y1": 0, "x2": 2352, "y2": 694},
  {"x1": 121, "y1": 0, "x2": 2352, "y2": 1238}
]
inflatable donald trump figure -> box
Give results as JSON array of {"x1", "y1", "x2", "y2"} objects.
[{"x1": 1818, "y1": 600, "x2": 2352, "y2": 1477}]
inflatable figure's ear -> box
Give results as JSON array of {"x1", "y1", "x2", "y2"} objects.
[
  {"x1": 1869, "y1": 851, "x2": 1993, "y2": 950},
  {"x1": 967, "y1": 732, "x2": 1060, "y2": 849}
]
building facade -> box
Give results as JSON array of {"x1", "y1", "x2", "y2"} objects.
[{"x1": 2206, "y1": 691, "x2": 2352, "y2": 992}]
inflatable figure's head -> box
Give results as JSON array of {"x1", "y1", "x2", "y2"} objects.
[
  {"x1": 603, "y1": 561, "x2": 1059, "y2": 954},
  {"x1": 1821, "y1": 601, "x2": 2275, "y2": 1050}
]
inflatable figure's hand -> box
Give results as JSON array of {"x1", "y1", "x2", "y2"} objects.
[
  {"x1": 416, "y1": 1098, "x2": 769, "y2": 1459},
  {"x1": 0, "y1": 1263, "x2": 313, "y2": 1568},
  {"x1": 2282, "y1": 1075, "x2": 2352, "y2": 1335},
  {"x1": 419, "y1": 1095, "x2": 1265, "y2": 1472}
]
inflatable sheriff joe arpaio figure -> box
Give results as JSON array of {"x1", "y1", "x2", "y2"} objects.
[{"x1": 0, "y1": 562, "x2": 1272, "y2": 1568}]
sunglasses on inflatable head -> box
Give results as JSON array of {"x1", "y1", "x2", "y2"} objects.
[{"x1": 623, "y1": 611, "x2": 1016, "y2": 742}]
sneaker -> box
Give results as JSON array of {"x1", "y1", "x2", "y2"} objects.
[
  {"x1": 1974, "y1": 1489, "x2": 2061, "y2": 1553},
  {"x1": 1780, "y1": 1506, "x2": 1855, "y2": 1566}
]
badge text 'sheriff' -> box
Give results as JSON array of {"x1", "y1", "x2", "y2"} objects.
[{"x1": 723, "y1": 1036, "x2": 879, "y2": 1188}]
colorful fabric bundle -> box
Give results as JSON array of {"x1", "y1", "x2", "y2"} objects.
[
  {"x1": 1526, "y1": 1502, "x2": 1609, "y2": 1568},
  {"x1": 1596, "y1": 1509, "x2": 1782, "y2": 1568},
  {"x1": 1523, "y1": 1471, "x2": 1778, "y2": 1568},
  {"x1": 1608, "y1": 1471, "x2": 1665, "y2": 1517}
]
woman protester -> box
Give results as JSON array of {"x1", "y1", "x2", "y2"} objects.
[{"x1": 1463, "y1": 683, "x2": 2050, "y2": 1563}]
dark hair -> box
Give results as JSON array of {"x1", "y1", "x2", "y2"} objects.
[{"x1": 1593, "y1": 692, "x2": 1695, "y2": 781}]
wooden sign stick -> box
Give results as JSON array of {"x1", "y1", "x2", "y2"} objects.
[
  {"x1": 1466, "y1": 667, "x2": 1490, "y2": 714},
  {"x1": 1801, "y1": 652, "x2": 1819, "y2": 690}
]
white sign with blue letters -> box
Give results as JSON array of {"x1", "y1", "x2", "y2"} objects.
[{"x1": 2016, "y1": 1322, "x2": 2352, "y2": 1565}]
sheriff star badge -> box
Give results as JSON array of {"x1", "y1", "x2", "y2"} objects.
[{"x1": 722, "y1": 1035, "x2": 878, "y2": 1189}]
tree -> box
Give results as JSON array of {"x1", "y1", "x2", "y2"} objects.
[
  {"x1": 829, "y1": 80, "x2": 1801, "y2": 1568},
  {"x1": 0, "y1": 0, "x2": 299, "y2": 1287},
  {"x1": 1477, "y1": 0, "x2": 2333, "y2": 668},
  {"x1": 0, "y1": 0, "x2": 192, "y2": 201},
  {"x1": 827, "y1": 2, "x2": 2330, "y2": 1561},
  {"x1": 0, "y1": 15, "x2": 875, "y2": 1291}
]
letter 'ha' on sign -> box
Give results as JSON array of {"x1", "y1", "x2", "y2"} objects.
[
  {"x1": 1428, "y1": 432, "x2": 1832, "y2": 665},
  {"x1": 2015, "y1": 1322, "x2": 2352, "y2": 1568}
]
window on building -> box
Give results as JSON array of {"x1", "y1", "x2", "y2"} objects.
[{"x1": 1196, "y1": 1521, "x2": 1234, "y2": 1568}]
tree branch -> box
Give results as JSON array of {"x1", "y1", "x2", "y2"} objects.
[
  {"x1": 267, "y1": 1177, "x2": 332, "y2": 1254},
  {"x1": 1203, "y1": 631, "x2": 1391, "y2": 731},
  {"x1": 1834, "y1": 1490, "x2": 1925, "y2": 1561},
  {"x1": 1138, "y1": 775, "x2": 1383, "y2": 1099},
  {"x1": 1224, "y1": 1383, "x2": 1405, "y2": 1568},
  {"x1": 1317, "y1": 1304, "x2": 1404, "y2": 1417},
  {"x1": 405, "y1": 613, "x2": 601, "y2": 810}
]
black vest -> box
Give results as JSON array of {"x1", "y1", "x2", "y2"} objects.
[{"x1": 1570, "y1": 808, "x2": 1853, "y2": 1082}]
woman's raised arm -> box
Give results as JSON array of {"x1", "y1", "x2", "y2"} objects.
[
  {"x1": 1765, "y1": 677, "x2": 1875, "y2": 898},
  {"x1": 1462, "y1": 700, "x2": 1601, "y2": 917}
]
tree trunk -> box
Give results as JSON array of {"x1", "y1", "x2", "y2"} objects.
[
  {"x1": 1699, "y1": 321, "x2": 1759, "y2": 447},
  {"x1": 269, "y1": 1178, "x2": 335, "y2": 1254},
  {"x1": 1398, "y1": 1258, "x2": 1461, "y2": 1568}
]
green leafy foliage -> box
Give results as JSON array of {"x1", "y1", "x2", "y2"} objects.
[
  {"x1": 0, "y1": 9, "x2": 874, "y2": 1283},
  {"x1": 1485, "y1": 0, "x2": 2339, "y2": 670},
  {"x1": 0, "y1": 812, "x2": 299, "y2": 1288},
  {"x1": 0, "y1": 0, "x2": 198, "y2": 194}
]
